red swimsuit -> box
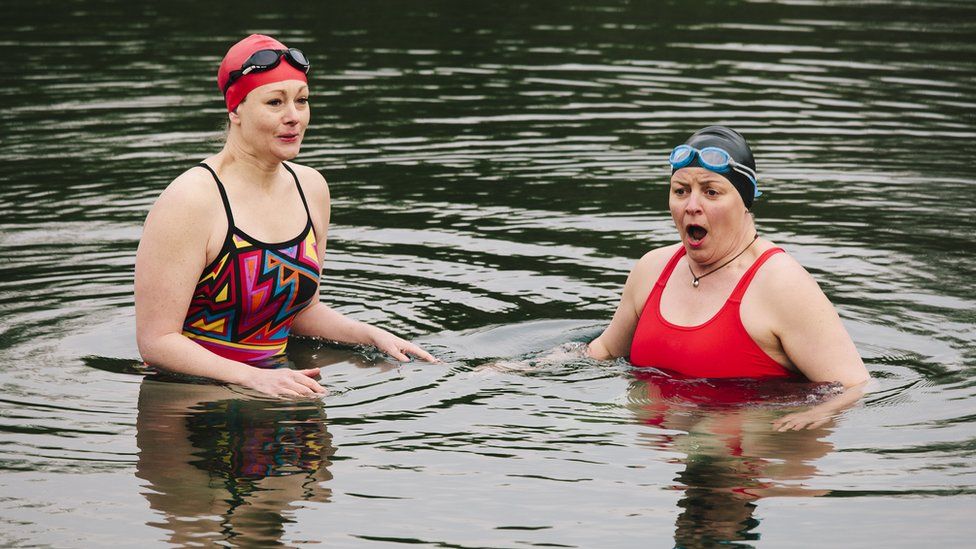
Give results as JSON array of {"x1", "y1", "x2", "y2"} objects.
[{"x1": 630, "y1": 246, "x2": 792, "y2": 379}]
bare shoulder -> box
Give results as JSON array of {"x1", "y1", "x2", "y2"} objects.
[
  {"x1": 632, "y1": 243, "x2": 683, "y2": 281},
  {"x1": 150, "y1": 166, "x2": 222, "y2": 221},
  {"x1": 286, "y1": 162, "x2": 330, "y2": 238},
  {"x1": 624, "y1": 243, "x2": 682, "y2": 312},
  {"x1": 751, "y1": 246, "x2": 829, "y2": 308},
  {"x1": 286, "y1": 162, "x2": 330, "y2": 201},
  {"x1": 138, "y1": 166, "x2": 221, "y2": 265}
]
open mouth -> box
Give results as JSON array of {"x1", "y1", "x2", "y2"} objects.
[{"x1": 687, "y1": 224, "x2": 708, "y2": 242}]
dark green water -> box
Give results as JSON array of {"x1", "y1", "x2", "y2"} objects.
[{"x1": 2, "y1": 0, "x2": 975, "y2": 546}]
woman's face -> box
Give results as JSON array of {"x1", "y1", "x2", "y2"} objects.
[
  {"x1": 669, "y1": 167, "x2": 751, "y2": 264},
  {"x1": 232, "y1": 79, "x2": 310, "y2": 161}
]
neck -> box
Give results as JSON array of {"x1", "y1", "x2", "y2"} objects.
[{"x1": 219, "y1": 135, "x2": 284, "y2": 188}]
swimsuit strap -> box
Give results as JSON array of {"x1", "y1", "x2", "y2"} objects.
[
  {"x1": 282, "y1": 162, "x2": 313, "y2": 226},
  {"x1": 655, "y1": 246, "x2": 689, "y2": 289},
  {"x1": 197, "y1": 163, "x2": 236, "y2": 230},
  {"x1": 727, "y1": 247, "x2": 785, "y2": 303}
]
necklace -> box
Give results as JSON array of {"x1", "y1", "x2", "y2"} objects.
[{"x1": 688, "y1": 233, "x2": 759, "y2": 288}]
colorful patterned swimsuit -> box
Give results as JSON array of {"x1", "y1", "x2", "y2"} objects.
[{"x1": 181, "y1": 163, "x2": 320, "y2": 364}]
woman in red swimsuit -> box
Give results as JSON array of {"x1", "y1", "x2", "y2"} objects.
[
  {"x1": 588, "y1": 126, "x2": 869, "y2": 429},
  {"x1": 135, "y1": 35, "x2": 435, "y2": 398}
]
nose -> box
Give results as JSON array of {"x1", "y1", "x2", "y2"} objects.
[
  {"x1": 684, "y1": 189, "x2": 703, "y2": 214},
  {"x1": 282, "y1": 101, "x2": 300, "y2": 125}
]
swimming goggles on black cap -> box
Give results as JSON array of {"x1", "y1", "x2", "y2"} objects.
[{"x1": 669, "y1": 145, "x2": 760, "y2": 198}]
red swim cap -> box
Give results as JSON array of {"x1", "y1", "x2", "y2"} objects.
[{"x1": 217, "y1": 34, "x2": 308, "y2": 112}]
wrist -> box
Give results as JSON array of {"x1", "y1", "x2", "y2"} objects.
[
  {"x1": 225, "y1": 361, "x2": 258, "y2": 387},
  {"x1": 360, "y1": 323, "x2": 385, "y2": 345}
]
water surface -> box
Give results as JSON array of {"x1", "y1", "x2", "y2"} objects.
[{"x1": 2, "y1": 0, "x2": 975, "y2": 546}]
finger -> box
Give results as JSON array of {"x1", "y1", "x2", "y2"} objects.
[
  {"x1": 382, "y1": 344, "x2": 411, "y2": 362},
  {"x1": 277, "y1": 388, "x2": 303, "y2": 399},
  {"x1": 285, "y1": 373, "x2": 319, "y2": 396},
  {"x1": 403, "y1": 343, "x2": 438, "y2": 363},
  {"x1": 809, "y1": 418, "x2": 830, "y2": 430},
  {"x1": 288, "y1": 383, "x2": 317, "y2": 398},
  {"x1": 293, "y1": 371, "x2": 328, "y2": 394},
  {"x1": 298, "y1": 367, "x2": 321, "y2": 378}
]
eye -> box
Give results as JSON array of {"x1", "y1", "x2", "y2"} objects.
[
  {"x1": 705, "y1": 188, "x2": 719, "y2": 197},
  {"x1": 267, "y1": 98, "x2": 283, "y2": 106},
  {"x1": 672, "y1": 187, "x2": 686, "y2": 196},
  {"x1": 297, "y1": 96, "x2": 309, "y2": 105}
]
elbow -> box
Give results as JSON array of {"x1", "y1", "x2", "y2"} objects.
[
  {"x1": 844, "y1": 372, "x2": 871, "y2": 389},
  {"x1": 834, "y1": 367, "x2": 870, "y2": 389},
  {"x1": 136, "y1": 333, "x2": 158, "y2": 365},
  {"x1": 137, "y1": 329, "x2": 173, "y2": 367},
  {"x1": 587, "y1": 338, "x2": 613, "y2": 361}
]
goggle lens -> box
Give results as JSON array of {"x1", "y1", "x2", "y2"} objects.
[
  {"x1": 669, "y1": 145, "x2": 693, "y2": 166},
  {"x1": 247, "y1": 49, "x2": 283, "y2": 68},
  {"x1": 698, "y1": 147, "x2": 731, "y2": 170},
  {"x1": 288, "y1": 48, "x2": 310, "y2": 67}
]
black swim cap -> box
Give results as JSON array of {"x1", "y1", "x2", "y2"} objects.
[{"x1": 672, "y1": 125, "x2": 759, "y2": 208}]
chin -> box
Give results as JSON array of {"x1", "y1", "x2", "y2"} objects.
[{"x1": 272, "y1": 145, "x2": 302, "y2": 161}]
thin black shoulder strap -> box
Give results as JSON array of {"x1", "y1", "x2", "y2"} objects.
[
  {"x1": 197, "y1": 163, "x2": 235, "y2": 229},
  {"x1": 282, "y1": 162, "x2": 312, "y2": 222}
]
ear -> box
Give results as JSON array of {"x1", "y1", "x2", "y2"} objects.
[{"x1": 228, "y1": 108, "x2": 242, "y2": 126}]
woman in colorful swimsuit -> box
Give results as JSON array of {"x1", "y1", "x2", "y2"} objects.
[
  {"x1": 135, "y1": 34, "x2": 435, "y2": 398},
  {"x1": 588, "y1": 126, "x2": 869, "y2": 429}
]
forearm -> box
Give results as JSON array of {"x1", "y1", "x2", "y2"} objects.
[
  {"x1": 587, "y1": 337, "x2": 614, "y2": 360},
  {"x1": 808, "y1": 381, "x2": 867, "y2": 416},
  {"x1": 290, "y1": 302, "x2": 378, "y2": 345},
  {"x1": 139, "y1": 332, "x2": 257, "y2": 386},
  {"x1": 773, "y1": 380, "x2": 869, "y2": 431}
]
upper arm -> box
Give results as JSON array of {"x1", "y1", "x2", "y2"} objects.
[
  {"x1": 134, "y1": 171, "x2": 217, "y2": 350},
  {"x1": 291, "y1": 163, "x2": 330, "y2": 263},
  {"x1": 290, "y1": 163, "x2": 331, "y2": 308},
  {"x1": 765, "y1": 257, "x2": 869, "y2": 386},
  {"x1": 591, "y1": 246, "x2": 675, "y2": 359}
]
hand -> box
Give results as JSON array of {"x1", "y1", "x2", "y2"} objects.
[
  {"x1": 242, "y1": 367, "x2": 327, "y2": 399},
  {"x1": 368, "y1": 327, "x2": 439, "y2": 363},
  {"x1": 772, "y1": 408, "x2": 833, "y2": 431}
]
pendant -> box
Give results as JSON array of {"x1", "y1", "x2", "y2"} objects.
[{"x1": 692, "y1": 278, "x2": 700, "y2": 288}]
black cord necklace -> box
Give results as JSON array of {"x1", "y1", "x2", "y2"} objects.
[{"x1": 688, "y1": 233, "x2": 759, "y2": 288}]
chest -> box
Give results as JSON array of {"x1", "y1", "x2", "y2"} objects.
[{"x1": 656, "y1": 266, "x2": 747, "y2": 327}]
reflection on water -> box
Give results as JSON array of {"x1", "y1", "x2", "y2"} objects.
[
  {"x1": 2, "y1": 0, "x2": 976, "y2": 546},
  {"x1": 629, "y1": 374, "x2": 833, "y2": 547},
  {"x1": 136, "y1": 379, "x2": 334, "y2": 546}
]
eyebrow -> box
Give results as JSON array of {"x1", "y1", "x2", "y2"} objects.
[
  {"x1": 672, "y1": 176, "x2": 730, "y2": 187},
  {"x1": 264, "y1": 84, "x2": 309, "y2": 95}
]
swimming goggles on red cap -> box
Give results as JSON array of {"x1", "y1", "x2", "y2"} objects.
[
  {"x1": 223, "y1": 48, "x2": 310, "y2": 94},
  {"x1": 669, "y1": 145, "x2": 760, "y2": 197}
]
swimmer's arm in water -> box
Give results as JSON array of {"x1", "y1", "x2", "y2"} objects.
[
  {"x1": 772, "y1": 382, "x2": 868, "y2": 431},
  {"x1": 292, "y1": 303, "x2": 437, "y2": 363},
  {"x1": 763, "y1": 255, "x2": 870, "y2": 430},
  {"x1": 286, "y1": 165, "x2": 437, "y2": 363},
  {"x1": 135, "y1": 170, "x2": 326, "y2": 399},
  {"x1": 587, "y1": 248, "x2": 671, "y2": 360}
]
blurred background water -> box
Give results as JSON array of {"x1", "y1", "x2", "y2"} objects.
[{"x1": 1, "y1": 0, "x2": 975, "y2": 547}]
